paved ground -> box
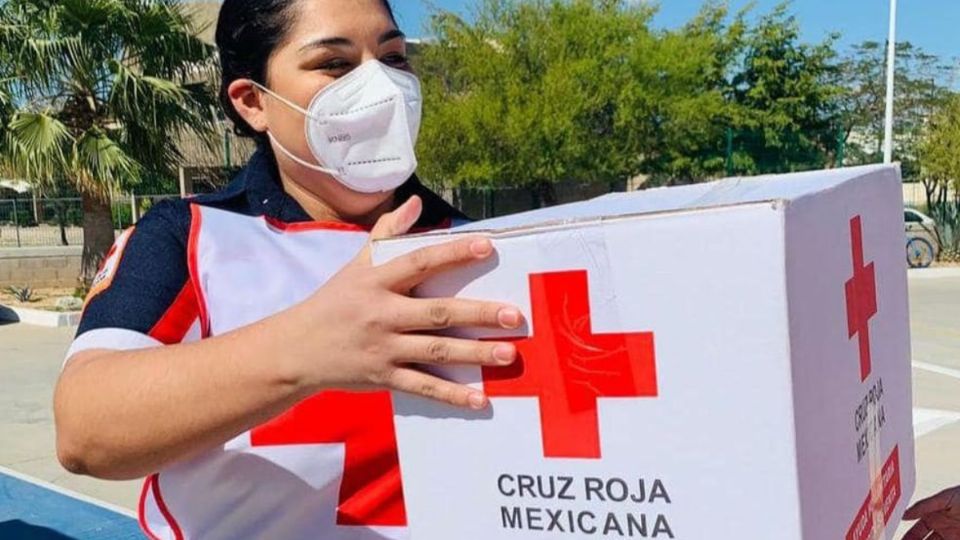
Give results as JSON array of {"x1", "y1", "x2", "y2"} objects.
[
  {"x1": 0, "y1": 323, "x2": 142, "y2": 511},
  {"x1": 894, "y1": 269, "x2": 960, "y2": 538},
  {"x1": 1, "y1": 268, "x2": 959, "y2": 538}
]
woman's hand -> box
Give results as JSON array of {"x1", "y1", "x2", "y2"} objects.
[
  {"x1": 903, "y1": 486, "x2": 960, "y2": 539},
  {"x1": 282, "y1": 195, "x2": 523, "y2": 409}
]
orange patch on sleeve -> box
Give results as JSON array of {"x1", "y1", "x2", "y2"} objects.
[{"x1": 84, "y1": 226, "x2": 136, "y2": 307}]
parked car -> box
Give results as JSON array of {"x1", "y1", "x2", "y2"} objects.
[{"x1": 904, "y1": 208, "x2": 938, "y2": 268}]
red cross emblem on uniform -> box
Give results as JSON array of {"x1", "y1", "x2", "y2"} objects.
[
  {"x1": 845, "y1": 216, "x2": 877, "y2": 382},
  {"x1": 482, "y1": 270, "x2": 657, "y2": 459},
  {"x1": 250, "y1": 391, "x2": 405, "y2": 527}
]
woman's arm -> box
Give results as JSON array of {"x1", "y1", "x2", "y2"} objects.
[
  {"x1": 54, "y1": 197, "x2": 522, "y2": 480},
  {"x1": 55, "y1": 310, "x2": 319, "y2": 481}
]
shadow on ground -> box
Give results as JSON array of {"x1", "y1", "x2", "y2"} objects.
[{"x1": 0, "y1": 520, "x2": 79, "y2": 540}]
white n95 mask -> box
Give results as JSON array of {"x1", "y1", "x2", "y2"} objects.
[{"x1": 253, "y1": 60, "x2": 422, "y2": 194}]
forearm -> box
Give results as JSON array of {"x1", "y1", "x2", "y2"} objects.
[
  {"x1": 54, "y1": 306, "x2": 316, "y2": 481},
  {"x1": 53, "y1": 215, "x2": 517, "y2": 481}
]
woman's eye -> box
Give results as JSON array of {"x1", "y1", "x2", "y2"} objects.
[
  {"x1": 317, "y1": 59, "x2": 352, "y2": 72},
  {"x1": 382, "y1": 54, "x2": 410, "y2": 68}
]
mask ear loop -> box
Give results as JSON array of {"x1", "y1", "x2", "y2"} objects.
[
  {"x1": 248, "y1": 81, "x2": 339, "y2": 176},
  {"x1": 250, "y1": 81, "x2": 325, "y2": 123},
  {"x1": 266, "y1": 132, "x2": 339, "y2": 176}
]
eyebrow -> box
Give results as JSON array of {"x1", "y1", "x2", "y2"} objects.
[
  {"x1": 379, "y1": 29, "x2": 406, "y2": 44},
  {"x1": 298, "y1": 29, "x2": 407, "y2": 53}
]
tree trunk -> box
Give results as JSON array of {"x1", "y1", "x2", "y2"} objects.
[
  {"x1": 80, "y1": 192, "x2": 116, "y2": 290},
  {"x1": 935, "y1": 184, "x2": 949, "y2": 251},
  {"x1": 952, "y1": 190, "x2": 960, "y2": 251},
  {"x1": 922, "y1": 177, "x2": 937, "y2": 213},
  {"x1": 56, "y1": 200, "x2": 69, "y2": 246}
]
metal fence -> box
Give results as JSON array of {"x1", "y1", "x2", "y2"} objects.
[{"x1": 0, "y1": 195, "x2": 178, "y2": 248}]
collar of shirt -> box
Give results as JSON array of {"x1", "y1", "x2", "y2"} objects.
[{"x1": 205, "y1": 146, "x2": 467, "y2": 228}]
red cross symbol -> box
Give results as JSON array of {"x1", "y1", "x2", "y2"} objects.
[
  {"x1": 481, "y1": 270, "x2": 657, "y2": 459},
  {"x1": 845, "y1": 216, "x2": 878, "y2": 382},
  {"x1": 250, "y1": 391, "x2": 405, "y2": 526}
]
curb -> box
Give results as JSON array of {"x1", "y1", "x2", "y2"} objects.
[
  {"x1": 908, "y1": 267, "x2": 960, "y2": 280},
  {"x1": 0, "y1": 305, "x2": 81, "y2": 327},
  {"x1": 0, "y1": 246, "x2": 83, "y2": 259}
]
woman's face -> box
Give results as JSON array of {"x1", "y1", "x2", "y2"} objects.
[{"x1": 231, "y1": 0, "x2": 412, "y2": 219}]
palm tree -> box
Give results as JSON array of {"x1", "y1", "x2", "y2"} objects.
[{"x1": 0, "y1": 0, "x2": 218, "y2": 287}]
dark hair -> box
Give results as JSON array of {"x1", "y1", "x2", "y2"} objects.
[{"x1": 215, "y1": 0, "x2": 397, "y2": 142}]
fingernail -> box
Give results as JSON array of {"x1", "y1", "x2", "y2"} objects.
[
  {"x1": 493, "y1": 344, "x2": 516, "y2": 364},
  {"x1": 498, "y1": 308, "x2": 522, "y2": 328},
  {"x1": 470, "y1": 239, "x2": 493, "y2": 257},
  {"x1": 468, "y1": 392, "x2": 488, "y2": 410}
]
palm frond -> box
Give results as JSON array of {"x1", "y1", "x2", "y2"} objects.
[
  {"x1": 9, "y1": 112, "x2": 71, "y2": 151},
  {"x1": 74, "y1": 128, "x2": 141, "y2": 194},
  {"x1": 0, "y1": 4, "x2": 87, "y2": 92},
  {"x1": 109, "y1": 59, "x2": 190, "y2": 115},
  {"x1": 5, "y1": 111, "x2": 74, "y2": 189},
  {"x1": 116, "y1": 0, "x2": 216, "y2": 81},
  {"x1": 0, "y1": 0, "x2": 219, "y2": 195}
]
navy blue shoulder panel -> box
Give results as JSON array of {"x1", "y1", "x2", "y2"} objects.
[
  {"x1": 189, "y1": 170, "x2": 253, "y2": 215},
  {"x1": 76, "y1": 198, "x2": 192, "y2": 338}
]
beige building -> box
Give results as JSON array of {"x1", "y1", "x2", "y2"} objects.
[
  {"x1": 174, "y1": 2, "x2": 257, "y2": 194},
  {"x1": 185, "y1": 2, "x2": 221, "y2": 45}
]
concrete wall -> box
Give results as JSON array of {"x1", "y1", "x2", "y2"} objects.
[
  {"x1": 903, "y1": 182, "x2": 957, "y2": 209},
  {"x1": 0, "y1": 247, "x2": 82, "y2": 288},
  {"x1": 904, "y1": 183, "x2": 927, "y2": 208}
]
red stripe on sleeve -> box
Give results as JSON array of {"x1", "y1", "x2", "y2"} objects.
[{"x1": 148, "y1": 282, "x2": 200, "y2": 345}]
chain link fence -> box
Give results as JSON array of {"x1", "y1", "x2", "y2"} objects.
[{"x1": 0, "y1": 195, "x2": 178, "y2": 248}]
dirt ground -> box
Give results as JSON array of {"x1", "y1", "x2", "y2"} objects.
[{"x1": 0, "y1": 287, "x2": 83, "y2": 312}]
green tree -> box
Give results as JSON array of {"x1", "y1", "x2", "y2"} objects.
[
  {"x1": 418, "y1": 0, "x2": 648, "y2": 203},
  {"x1": 890, "y1": 44, "x2": 954, "y2": 181},
  {"x1": 922, "y1": 96, "x2": 960, "y2": 187},
  {"x1": 417, "y1": 0, "x2": 860, "y2": 193},
  {"x1": 919, "y1": 94, "x2": 960, "y2": 250},
  {"x1": 0, "y1": 0, "x2": 217, "y2": 287},
  {"x1": 634, "y1": 2, "x2": 747, "y2": 183},
  {"x1": 837, "y1": 41, "x2": 954, "y2": 176},
  {"x1": 727, "y1": 4, "x2": 843, "y2": 175},
  {"x1": 833, "y1": 41, "x2": 886, "y2": 165},
  {"x1": 416, "y1": 0, "x2": 746, "y2": 200}
]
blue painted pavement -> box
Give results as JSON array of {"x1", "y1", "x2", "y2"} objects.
[{"x1": 0, "y1": 470, "x2": 142, "y2": 539}]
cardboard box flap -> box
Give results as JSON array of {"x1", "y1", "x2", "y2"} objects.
[{"x1": 445, "y1": 164, "x2": 896, "y2": 234}]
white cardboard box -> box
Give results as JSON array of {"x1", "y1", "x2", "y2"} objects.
[{"x1": 373, "y1": 165, "x2": 915, "y2": 540}]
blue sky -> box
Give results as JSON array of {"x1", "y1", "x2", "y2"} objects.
[{"x1": 393, "y1": 0, "x2": 959, "y2": 70}]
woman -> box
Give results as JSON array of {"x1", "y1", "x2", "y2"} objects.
[{"x1": 53, "y1": 0, "x2": 522, "y2": 538}]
